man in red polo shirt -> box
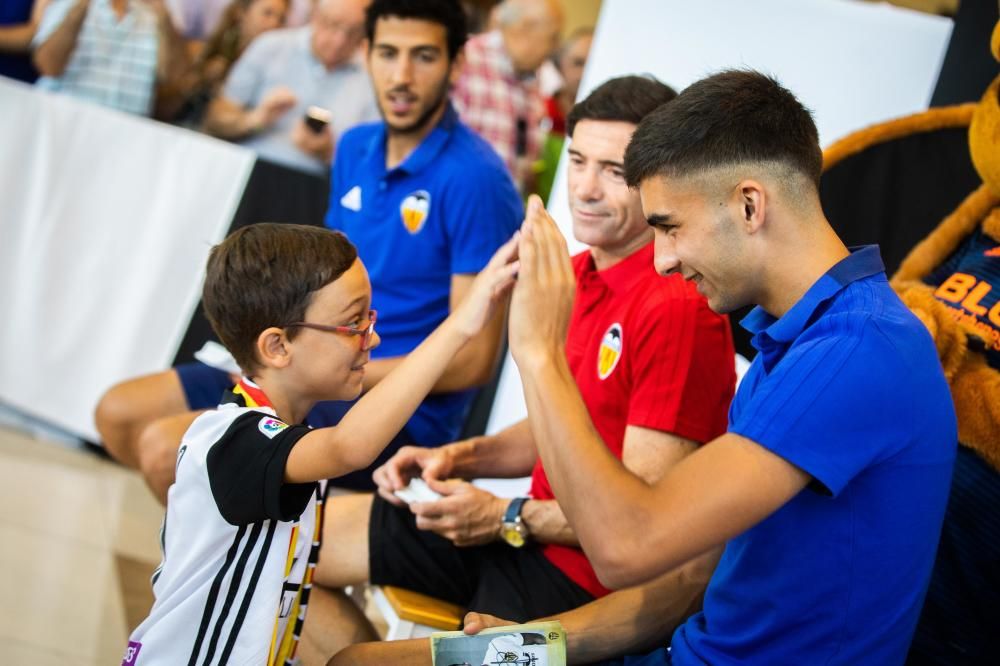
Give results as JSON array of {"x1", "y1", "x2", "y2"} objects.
[{"x1": 302, "y1": 76, "x2": 736, "y2": 659}]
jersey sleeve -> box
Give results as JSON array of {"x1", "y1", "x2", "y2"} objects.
[
  {"x1": 626, "y1": 286, "x2": 735, "y2": 444},
  {"x1": 440, "y1": 162, "x2": 523, "y2": 274},
  {"x1": 206, "y1": 412, "x2": 315, "y2": 525}
]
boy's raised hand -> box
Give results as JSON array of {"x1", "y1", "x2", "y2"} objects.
[{"x1": 451, "y1": 232, "x2": 521, "y2": 338}]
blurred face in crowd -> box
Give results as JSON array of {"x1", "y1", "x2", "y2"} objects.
[
  {"x1": 499, "y1": 0, "x2": 563, "y2": 74},
  {"x1": 240, "y1": 0, "x2": 288, "y2": 42},
  {"x1": 311, "y1": 0, "x2": 368, "y2": 70},
  {"x1": 557, "y1": 31, "x2": 592, "y2": 101},
  {"x1": 367, "y1": 16, "x2": 460, "y2": 135},
  {"x1": 567, "y1": 119, "x2": 650, "y2": 265}
]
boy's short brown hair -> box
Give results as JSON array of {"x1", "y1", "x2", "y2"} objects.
[{"x1": 202, "y1": 223, "x2": 359, "y2": 374}]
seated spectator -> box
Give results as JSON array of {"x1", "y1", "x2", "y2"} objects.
[
  {"x1": 452, "y1": 0, "x2": 562, "y2": 192},
  {"x1": 0, "y1": 0, "x2": 49, "y2": 83},
  {"x1": 544, "y1": 27, "x2": 592, "y2": 138},
  {"x1": 302, "y1": 75, "x2": 736, "y2": 661},
  {"x1": 159, "y1": 0, "x2": 289, "y2": 124},
  {"x1": 166, "y1": 0, "x2": 309, "y2": 41},
  {"x1": 202, "y1": 0, "x2": 377, "y2": 174},
  {"x1": 32, "y1": 0, "x2": 189, "y2": 117},
  {"x1": 536, "y1": 26, "x2": 592, "y2": 202}
]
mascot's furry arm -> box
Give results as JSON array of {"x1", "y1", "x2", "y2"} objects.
[{"x1": 822, "y1": 22, "x2": 1000, "y2": 471}]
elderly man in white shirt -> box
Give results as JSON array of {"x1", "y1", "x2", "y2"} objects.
[{"x1": 202, "y1": 0, "x2": 377, "y2": 175}]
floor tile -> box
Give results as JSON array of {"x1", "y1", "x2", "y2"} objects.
[{"x1": 0, "y1": 523, "x2": 126, "y2": 661}]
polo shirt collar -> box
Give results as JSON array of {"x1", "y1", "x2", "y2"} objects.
[
  {"x1": 365, "y1": 103, "x2": 461, "y2": 177},
  {"x1": 741, "y1": 245, "x2": 885, "y2": 350},
  {"x1": 580, "y1": 242, "x2": 654, "y2": 293}
]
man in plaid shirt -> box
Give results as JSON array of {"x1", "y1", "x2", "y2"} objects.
[{"x1": 452, "y1": 0, "x2": 562, "y2": 192}]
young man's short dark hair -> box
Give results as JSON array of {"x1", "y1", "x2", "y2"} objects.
[
  {"x1": 623, "y1": 69, "x2": 823, "y2": 190},
  {"x1": 566, "y1": 75, "x2": 677, "y2": 137},
  {"x1": 365, "y1": 0, "x2": 469, "y2": 60},
  {"x1": 202, "y1": 223, "x2": 358, "y2": 374}
]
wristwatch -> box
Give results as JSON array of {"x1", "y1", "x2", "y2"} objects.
[{"x1": 500, "y1": 497, "x2": 530, "y2": 548}]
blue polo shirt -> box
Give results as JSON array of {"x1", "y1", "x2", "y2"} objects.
[
  {"x1": 324, "y1": 104, "x2": 522, "y2": 445},
  {"x1": 670, "y1": 246, "x2": 957, "y2": 665}
]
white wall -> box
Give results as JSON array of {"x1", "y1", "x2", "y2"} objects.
[{"x1": 0, "y1": 79, "x2": 255, "y2": 442}]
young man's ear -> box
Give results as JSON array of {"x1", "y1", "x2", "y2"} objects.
[
  {"x1": 255, "y1": 327, "x2": 293, "y2": 369},
  {"x1": 735, "y1": 179, "x2": 767, "y2": 234}
]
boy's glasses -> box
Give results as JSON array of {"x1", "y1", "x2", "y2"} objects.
[{"x1": 283, "y1": 309, "x2": 377, "y2": 350}]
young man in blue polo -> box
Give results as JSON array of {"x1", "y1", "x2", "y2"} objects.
[
  {"x1": 497, "y1": 70, "x2": 958, "y2": 665},
  {"x1": 316, "y1": 0, "x2": 523, "y2": 488},
  {"x1": 93, "y1": 0, "x2": 522, "y2": 499}
]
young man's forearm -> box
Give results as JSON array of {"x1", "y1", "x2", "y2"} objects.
[{"x1": 560, "y1": 549, "x2": 721, "y2": 663}]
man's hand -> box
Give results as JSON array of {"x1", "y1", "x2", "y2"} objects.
[
  {"x1": 248, "y1": 86, "x2": 297, "y2": 131},
  {"x1": 509, "y1": 195, "x2": 575, "y2": 370},
  {"x1": 463, "y1": 611, "x2": 516, "y2": 635},
  {"x1": 410, "y1": 479, "x2": 508, "y2": 547},
  {"x1": 291, "y1": 118, "x2": 335, "y2": 163},
  {"x1": 372, "y1": 444, "x2": 457, "y2": 506}
]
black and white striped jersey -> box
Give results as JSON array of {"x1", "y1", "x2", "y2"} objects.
[{"x1": 125, "y1": 385, "x2": 325, "y2": 666}]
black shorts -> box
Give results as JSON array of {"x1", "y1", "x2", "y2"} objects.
[{"x1": 369, "y1": 496, "x2": 595, "y2": 622}]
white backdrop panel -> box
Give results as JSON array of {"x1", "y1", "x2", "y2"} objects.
[
  {"x1": 0, "y1": 79, "x2": 255, "y2": 442},
  {"x1": 486, "y1": 0, "x2": 953, "y2": 434}
]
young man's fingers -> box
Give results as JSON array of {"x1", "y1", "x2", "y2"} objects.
[{"x1": 488, "y1": 231, "x2": 521, "y2": 269}]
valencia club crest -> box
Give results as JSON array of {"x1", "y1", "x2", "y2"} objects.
[
  {"x1": 597, "y1": 323, "x2": 623, "y2": 380},
  {"x1": 400, "y1": 190, "x2": 431, "y2": 234}
]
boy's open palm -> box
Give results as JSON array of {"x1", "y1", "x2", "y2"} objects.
[{"x1": 452, "y1": 232, "x2": 520, "y2": 337}]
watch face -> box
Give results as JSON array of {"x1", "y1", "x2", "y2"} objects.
[{"x1": 501, "y1": 524, "x2": 526, "y2": 548}]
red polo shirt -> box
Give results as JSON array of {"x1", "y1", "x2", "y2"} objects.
[{"x1": 530, "y1": 242, "x2": 736, "y2": 598}]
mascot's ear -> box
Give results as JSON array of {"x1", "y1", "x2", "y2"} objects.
[{"x1": 968, "y1": 21, "x2": 1000, "y2": 197}]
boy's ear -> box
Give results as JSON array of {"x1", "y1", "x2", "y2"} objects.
[{"x1": 256, "y1": 327, "x2": 293, "y2": 369}]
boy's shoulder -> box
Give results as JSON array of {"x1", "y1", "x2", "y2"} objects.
[{"x1": 180, "y1": 405, "x2": 293, "y2": 460}]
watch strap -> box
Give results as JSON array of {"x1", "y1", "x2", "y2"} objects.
[{"x1": 504, "y1": 496, "x2": 529, "y2": 523}]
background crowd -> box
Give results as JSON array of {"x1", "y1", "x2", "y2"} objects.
[{"x1": 0, "y1": 0, "x2": 592, "y2": 195}]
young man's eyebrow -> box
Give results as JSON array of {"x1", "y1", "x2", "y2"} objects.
[{"x1": 647, "y1": 213, "x2": 674, "y2": 227}]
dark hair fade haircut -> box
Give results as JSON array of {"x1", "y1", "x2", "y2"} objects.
[
  {"x1": 365, "y1": 0, "x2": 469, "y2": 60},
  {"x1": 623, "y1": 69, "x2": 823, "y2": 190},
  {"x1": 566, "y1": 75, "x2": 677, "y2": 138},
  {"x1": 202, "y1": 223, "x2": 359, "y2": 374}
]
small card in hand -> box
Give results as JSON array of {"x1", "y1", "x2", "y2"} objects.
[
  {"x1": 431, "y1": 621, "x2": 566, "y2": 666},
  {"x1": 394, "y1": 478, "x2": 442, "y2": 504}
]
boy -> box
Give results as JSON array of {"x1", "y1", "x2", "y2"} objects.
[{"x1": 122, "y1": 223, "x2": 518, "y2": 666}]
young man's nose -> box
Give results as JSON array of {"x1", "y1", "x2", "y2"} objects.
[{"x1": 653, "y1": 234, "x2": 680, "y2": 275}]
